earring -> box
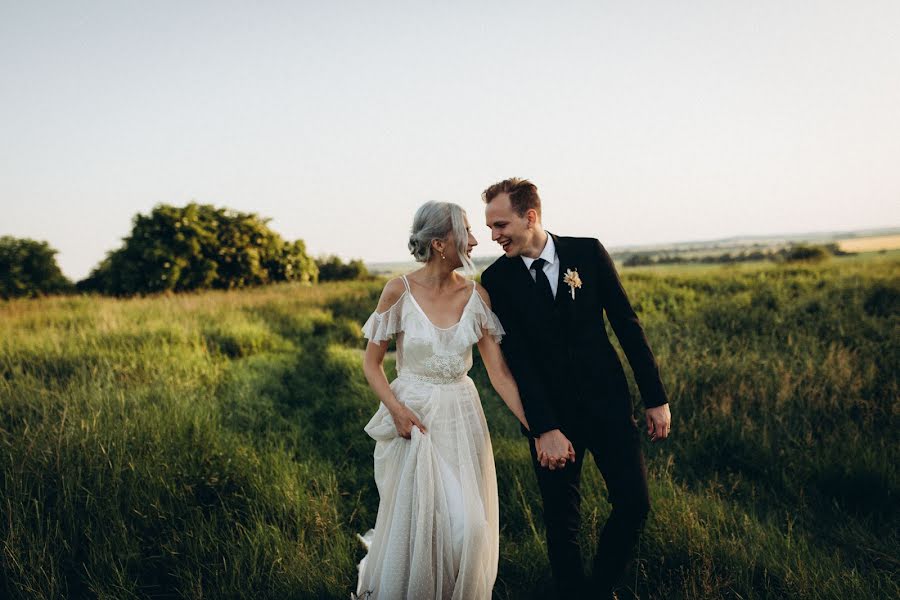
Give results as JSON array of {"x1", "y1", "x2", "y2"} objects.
[{"x1": 440, "y1": 251, "x2": 445, "y2": 260}]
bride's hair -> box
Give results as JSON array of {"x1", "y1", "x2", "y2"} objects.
[{"x1": 408, "y1": 201, "x2": 475, "y2": 275}]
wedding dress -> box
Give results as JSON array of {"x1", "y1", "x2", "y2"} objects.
[{"x1": 354, "y1": 275, "x2": 504, "y2": 600}]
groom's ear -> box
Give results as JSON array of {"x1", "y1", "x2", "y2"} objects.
[{"x1": 526, "y1": 208, "x2": 539, "y2": 227}]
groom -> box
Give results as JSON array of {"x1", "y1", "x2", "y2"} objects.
[{"x1": 480, "y1": 178, "x2": 672, "y2": 599}]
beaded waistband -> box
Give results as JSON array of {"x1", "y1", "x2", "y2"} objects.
[{"x1": 397, "y1": 371, "x2": 468, "y2": 385}]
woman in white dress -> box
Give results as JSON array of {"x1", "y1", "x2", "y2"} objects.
[{"x1": 354, "y1": 201, "x2": 533, "y2": 600}]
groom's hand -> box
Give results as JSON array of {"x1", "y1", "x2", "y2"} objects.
[
  {"x1": 537, "y1": 429, "x2": 576, "y2": 470},
  {"x1": 646, "y1": 403, "x2": 671, "y2": 442}
]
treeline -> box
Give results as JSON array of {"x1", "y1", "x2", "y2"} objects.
[
  {"x1": 622, "y1": 243, "x2": 851, "y2": 267},
  {"x1": 1, "y1": 203, "x2": 369, "y2": 300}
]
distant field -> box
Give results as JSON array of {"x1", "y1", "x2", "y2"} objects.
[
  {"x1": 370, "y1": 230, "x2": 900, "y2": 274},
  {"x1": 838, "y1": 234, "x2": 900, "y2": 253},
  {"x1": 1, "y1": 253, "x2": 897, "y2": 599}
]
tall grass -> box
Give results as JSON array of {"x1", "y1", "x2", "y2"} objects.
[{"x1": 1, "y1": 255, "x2": 897, "y2": 599}]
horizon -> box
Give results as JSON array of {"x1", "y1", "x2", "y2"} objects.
[
  {"x1": 364, "y1": 224, "x2": 900, "y2": 267},
  {"x1": 9, "y1": 191, "x2": 900, "y2": 282},
  {"x1": 2, "y1": 2, "x2": 899, "y2": 280}
]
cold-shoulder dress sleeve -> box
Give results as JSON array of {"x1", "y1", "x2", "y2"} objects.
[
  {"x1": 468, "y1": 290, "x2": 505, "y2": 345},
  {"x1": 361, "y1": 293, "x2": 405, "y2": 343}
]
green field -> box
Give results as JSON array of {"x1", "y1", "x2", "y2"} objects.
[{"x1": 1, "y1": 254, "x2": 897, "y2": 599}]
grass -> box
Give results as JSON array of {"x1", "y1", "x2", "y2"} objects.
[{"x1": 1, "y1": 253, "x2": 897, "y2": 599}]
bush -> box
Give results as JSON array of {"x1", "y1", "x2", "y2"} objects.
[
  {"x1": 77, "y1": 203, "x2": 318, "y2": 296},
  {"x1": 0, "y1": 236, "x2": 73, "y2": 299},
  {"x1": 780, "y1": 244, "x2": 829, "y2": 262},
  {"x1": 315, "y1": 255, "x2": 370, "y2": 282}
]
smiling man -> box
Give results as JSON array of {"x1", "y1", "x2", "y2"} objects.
[{"x1": 479, "y1": 177, "x2": 672, "y2": 599}]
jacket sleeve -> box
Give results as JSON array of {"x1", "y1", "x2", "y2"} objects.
[
  {"x1": 595, "y1": 240, "x2": 669, "y2": 409},
  {"x1": 481, "y1": 268, "x2": 560, "y2": 437}
]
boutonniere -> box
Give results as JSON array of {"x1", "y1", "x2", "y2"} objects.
[{"x1": 563, "y1": 268, "x2": 582, "y2": 299}]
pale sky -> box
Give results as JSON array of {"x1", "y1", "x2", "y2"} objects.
[{"x1": 2, "y1": 1, "x2": 899, "y2": 280}]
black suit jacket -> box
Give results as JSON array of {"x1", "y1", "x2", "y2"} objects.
[{"x1": 480, "y1": 233, "x2": 668, "y2": 442}]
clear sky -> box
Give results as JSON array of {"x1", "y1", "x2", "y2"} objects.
[{"x1": 2, "y1": 1, "x2": 899, "y2": 280}]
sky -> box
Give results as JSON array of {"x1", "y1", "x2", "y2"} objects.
[{"x1": 2, "y1": 1, "x2": 899, "y2": 281}]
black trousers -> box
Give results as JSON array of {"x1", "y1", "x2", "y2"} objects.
[{"x1": 528, "y1": 413, "x2": 651, "y2": 598}]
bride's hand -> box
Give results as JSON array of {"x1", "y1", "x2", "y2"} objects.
[{"x1": 390, "y1": 404, "x2": 427, "y2": 439}]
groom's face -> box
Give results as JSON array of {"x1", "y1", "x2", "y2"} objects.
[{"x1": 485, "y1": 193, "x2": 535, "y2": 258}]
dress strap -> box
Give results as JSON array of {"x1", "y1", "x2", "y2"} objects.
[{"x1": 400, "y1": 274, "x2": 411, "y2": 292}]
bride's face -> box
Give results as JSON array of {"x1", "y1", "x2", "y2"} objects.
[
  {"x1": 462, "y1": 215, "x2": 478, "y2": 259},
  {"x1": 435, "y1": 214, "x2": 478, "y2": 267}
]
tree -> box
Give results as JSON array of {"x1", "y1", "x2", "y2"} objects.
[
  {"x1": 315, "y1": 255, "x2": 370, "y2": 281},
  {"x1": 78, "y1": 203, "x2": 318, "y2": 296},
  {"x1": 0, "y1": 236, "x2": 73, "y2": 299}
]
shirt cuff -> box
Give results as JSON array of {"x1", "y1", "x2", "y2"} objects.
[{"x1": 520, "y1": 423, "x2": 542, "y2": 439}]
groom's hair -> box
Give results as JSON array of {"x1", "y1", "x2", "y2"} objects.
[{"x1": 482, "y1": 178, "x2": 541, "y2": 219}]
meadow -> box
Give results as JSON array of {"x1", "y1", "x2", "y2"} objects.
[{"x1": 1, "y1": 253, "x2": 897, "y2": 599}]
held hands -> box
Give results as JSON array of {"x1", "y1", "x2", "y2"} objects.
[
  {"x1": 646, "y1": 403, "x2": 672, "y2": 442},
  {"x1": 535, "y1": 429, "x2": 576, "y2": 470},
  {"x1": 390, "y1": 404, "x2": 427, "y2": 439}
]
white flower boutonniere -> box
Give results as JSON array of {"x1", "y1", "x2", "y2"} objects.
[{"x1": 563, "y1": 268, "x2": 582, "y2": 300}]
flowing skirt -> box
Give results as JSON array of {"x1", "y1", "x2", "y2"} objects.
[{"x1": 354, "y1": 375, "x2": 499, "y2": 600}]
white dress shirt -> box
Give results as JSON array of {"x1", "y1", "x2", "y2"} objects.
[{"x1": 521, "y1": 234, "x2": 559, "y2": 298}]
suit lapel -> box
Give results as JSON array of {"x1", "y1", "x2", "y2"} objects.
[
  {"x1": 550, "y1": 233, "x2": 576, "y2": 322},
  {"x1": 499, "y1": 253, "x2": 546, "y2": 330},
  {"x1": 509, "y1": 252, "x2": 536, "y2": 290},
  {"x1": 551, "y1": 233, "x2": 567, "y2": 307}
]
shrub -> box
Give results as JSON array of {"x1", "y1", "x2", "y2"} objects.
[
  {"x1": 0, "y1": 236, "x2": 73, "y2": 299},
  {"x1": 315, "y1": 255, "x2": 370, "y2": 282},
  {"x1": 780, "y1": 244, "x2": 829, "y2": 262}
]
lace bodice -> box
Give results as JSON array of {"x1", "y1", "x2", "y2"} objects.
[{"x1": 361, "y1": 275, "x2": 505, "y2": 384}]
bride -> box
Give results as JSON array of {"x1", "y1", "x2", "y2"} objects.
[{"x1": 354, "y1": 201, "x2": 533, "y2": 600}]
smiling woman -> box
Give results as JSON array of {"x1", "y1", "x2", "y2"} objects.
[
  {"x1": 407, "y1": 201, "x2": 478, "y2": 276},
  {"x1": 354, "y1": 200, "x2": 533, "y2": 599}
]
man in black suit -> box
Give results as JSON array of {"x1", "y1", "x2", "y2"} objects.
[{"x1": 480, "y1": 178, "x2": 672, "y2": 599}]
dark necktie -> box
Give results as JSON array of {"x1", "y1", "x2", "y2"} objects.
[{"x1": 530, "y1": 258, "x2": 554, "y2": 305}]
